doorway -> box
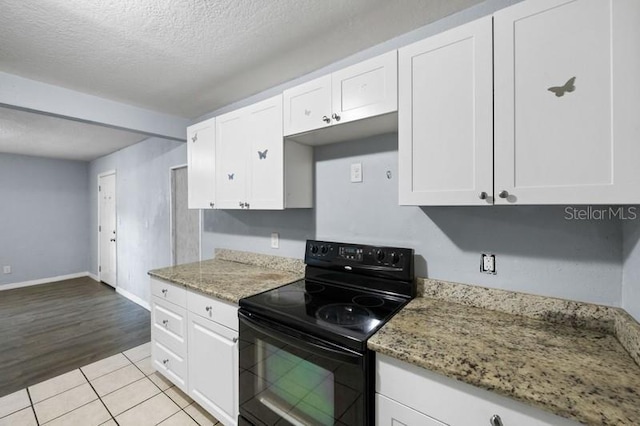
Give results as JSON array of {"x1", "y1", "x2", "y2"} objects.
[
  {"x1": 171, "y1": 166, "x2": 200, "y2": 265},
  {"x1": 98, "y1": 172, "x2": 117, "y2": 287}
]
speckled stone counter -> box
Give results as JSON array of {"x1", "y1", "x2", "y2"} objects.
[
  {"x1": 369, "y1": 279, "x2": 640, "y2": 425},
  {"x1": 148, "y1": 250, "x2": 303, "y2": 304}
]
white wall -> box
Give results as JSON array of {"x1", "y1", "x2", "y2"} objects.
[
  {"x1": 0, "y1": 153, "x2": 89, "y2": 286},
  {"x1": 89, "y1": 137, "x2": 186, "y2": 303}
]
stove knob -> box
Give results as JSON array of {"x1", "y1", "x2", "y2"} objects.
[
  {"x1": 321, "y1": 245, "x2": 329, "y2": 254},
  {"x1": 310, "y1": 245, "x2": 318, "y2": 254},
  {"x1": 390, "y1": 252, "x2": 400, "y2": 264},
  {"x1": 376, "y1": 249, "x2": 385, "y2": 262}
]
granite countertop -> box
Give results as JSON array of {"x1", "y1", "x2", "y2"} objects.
[
  {"x1": 148, "y1": 250, "x2": 304, "y2": 304},
  {"x1": 369, "y1": 279, "x2": 640, "y2": 425}
]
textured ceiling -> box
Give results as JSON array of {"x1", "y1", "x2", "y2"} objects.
[
  {"x1": 0, "y1": 107, "x2": 147, "y2": 161},
  {"x1": 0, "y1": 0, "x2": 483, "y2": 119}
]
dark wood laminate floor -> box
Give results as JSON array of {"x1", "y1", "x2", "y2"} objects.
[{"x1": 0, "y1": 276, "x2": 150, "y2": 397}]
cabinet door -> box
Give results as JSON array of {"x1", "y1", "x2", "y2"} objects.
[
  {"x1": 376, "y1": 394, "x2": 446, "y2": 426},
  {"x1": 494, "y1": 0, "x2": 640, "y2": 204},
  {"x1": 283, "y1": 74, "x2": 332, "y2": 136},
  {"x1": 398, "y1": 16, "x2": 493, "y2": 206},
  {"x1": 215, "y1": 110, "x2": 248, "y2": 209},
  {"x1": 332, "y1": 51, "x2": 398, "y2": 125},
  {"x1": 188, "y1": 312, "x2": 238, "y2": 426},
  {"x1": 187, "y1": 117, "x2": 216, "y2": 209},
  {"x1": 246, "y1": 95, "x2": 284, "y2": 209}
]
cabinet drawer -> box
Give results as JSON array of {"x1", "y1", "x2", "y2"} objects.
[
  {"x1": 376, "y1": 393, "x2": 446, "y2": 426},
  {"x1": 187, "y1": 290, "x2": 238, "y2": 331},
  {"x1": 151, "y1": 278, "x2": 187, "y2": 307},
  {"x1": 376, "y1": 354, "x2": 579, "y2": 426},
  {"x1": 152, "y1": 297, "x2": 187, "y2": 356},
  {"x1": 152, "y1": 340, "x2": 187, "y2": 393}
]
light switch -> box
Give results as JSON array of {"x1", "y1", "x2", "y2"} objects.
[{"x1": 350, "y1": 163, "x2": 363, "y2": 183}]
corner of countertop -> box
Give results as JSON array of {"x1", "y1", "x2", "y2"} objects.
[
  {"x1": 417, "y1": 277, "x2": 640, "y2": 368},
  {"x1": 214, "y1": 249, "x2": 305, "y2": 275}
]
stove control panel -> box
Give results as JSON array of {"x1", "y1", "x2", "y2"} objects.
[{"x1": 305, "y1": 240, "x2": 414, "y2": 272}]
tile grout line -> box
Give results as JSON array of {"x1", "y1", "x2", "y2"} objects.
[
  {"x1": 25, "y1": 387, "x2": 40, "y2": 426},
  {"x1": 79, "y1": 367, "x2": 119, "y2": 426}
]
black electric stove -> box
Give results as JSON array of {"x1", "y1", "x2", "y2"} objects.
[{"x1": 238, "y1": 240, "x2": 415, "y2": 426}]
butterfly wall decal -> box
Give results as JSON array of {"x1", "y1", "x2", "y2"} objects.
[
  {"x1": 547, "y1": 76, "x2": 576, "y2": 97},
  {"x1": 228, "y1": 173, "x2": 234, "y2": 180},
  {"x1": 191, "y1": 133, "x2": 198, "y2": 143},
  {"x1": 258, "y1": 149, "x2": 268, "y2": 160}
]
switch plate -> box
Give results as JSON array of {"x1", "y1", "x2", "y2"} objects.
[
  {"x1": 3, "y1": 266, "x2": 11, "y2": 274},
  {"x1": 350, "y1": 163, "x2": 363, "y2": 183},
  {"x1": 271, "y1": 232, "x2": 279, "y2": 249},
  {"x1": 480, "y1": 254, "x2": 496, "y2": 274}
]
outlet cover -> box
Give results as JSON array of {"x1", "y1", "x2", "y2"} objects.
[
  {"x1": 480, "y1": 254, "x2": 496, "y2": 274},
  {"x1": 271, "y1": 232, "x2": 279, "y2": 249},
  {"x1": 3, "y1": 266, "x2": 11, "y2": 274},
  {"x1": 350, "y1": 163, "x2": 363, "y2": 183}
]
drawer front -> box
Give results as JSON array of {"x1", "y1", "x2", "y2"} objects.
[
  {"x1": 152, "y1": 297, "x2": 187, "y2": 356},
  {"x1": 151, "y1": 339, "x2": 187, "y2": 393},
  {"x1": 187, "y1": 290, "x2": 238, "y2": 331},
  {"x1": 151, "y1": 278, "x2": 187, "y2": 307},
  {"x1": 376, "y1": 393, "x2": 446, "y2": 426}
]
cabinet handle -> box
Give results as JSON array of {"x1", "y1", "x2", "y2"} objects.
[
  {"x1": 205, "y1": 306, "x2": 212, "y2": 312},
  {"x1": 322, "y1": 115, "x2": 331, "y2": 124},
  {"x1": 498, "y1": 190, "x2": 509, "y2": 199},
  {"x1": 162, "y1": 320, "x2": 168, "y2": 326},
  {"x1": 245, "y1": 202, "x2": 250, "y2": 209},
  {"x1": 479, "y1": 192, "x2": 488, "y2": 200},
  {"x1": 162, "y1": 359, "x2": 169, "y2": 365},
  {"x1": 161, "y1": 289, "x2": 168, "y2": 295},
  {"x1": 489, "y1": 414, "x2": 503, "y2": 426},
  {"x1": 239, "y1": 201, "x2": 245, "y2": 208},
  {"x1": 209, "y1": 202, "x2": 214, "y2": 208},
  {"x1": 232, "y1": 337, "x2": 239, "y2": 343},
  {"x1": 331, "y1": 113, "x2": 341, "y2": 122}
]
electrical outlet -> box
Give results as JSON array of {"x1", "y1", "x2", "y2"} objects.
[
  {"x1": 3, "y1": 266, "x2": 11, "y2": 274},
  {"x1": 271, "y1": 232, "x2": 279, "y2": 249},
  {"x1": 480, "y1": 254, "x2": 496, "y2": 274},
  {"x1": 350, "y1": 163, "x2": 363, "y2": 183}
]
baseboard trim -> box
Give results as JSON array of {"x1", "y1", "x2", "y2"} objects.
[
  {"x1": 116, "y1": 287, "x2": 151, "y2": 311},
  {"x1": 0, "y1": 272, "x2": 91, "y2": 291},
  {"x1": 88, "y1": 273, "x2": 100, "y2": 282}
]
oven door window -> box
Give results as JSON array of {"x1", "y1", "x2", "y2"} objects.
[{"x1": 239, "y1": 313, "x2": 366, "y2": 426}]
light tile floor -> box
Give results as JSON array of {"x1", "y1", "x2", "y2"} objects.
[{"x1": 0, "y1": 342, "x2": 221, "y2": 426}]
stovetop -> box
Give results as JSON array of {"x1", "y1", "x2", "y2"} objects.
[{"x1": 239, "y1": 240, "x2": 415, "y2": 352}]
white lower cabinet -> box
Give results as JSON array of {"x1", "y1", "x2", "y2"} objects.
[
  {"x1": 187, "y1": 311, "x2": 239, "y2": 426},
  {"x1": 376, "y1": 354, "x2": 580, "y2": 426},
  {"x1": 150, "y1": 278, "x2": 239, "y2": 426}
]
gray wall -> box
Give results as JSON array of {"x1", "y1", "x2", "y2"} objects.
[
  {"x1": 623, "y1": 217, "x2": 640, "y2": 320},
  {"x1": 201, "y1": 135, "x2": 623, "y2": 307},
  {"x1": 89, "y1": 137, "x2": 186, "y2": 303},
  {"x1": 0, "y1": 153, "x2": 89, "y2": 285}
]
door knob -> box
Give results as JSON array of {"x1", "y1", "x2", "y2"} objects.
[
  {"x1": 479, "y1": 192, "x2": 488, "y2": 200},
  {"x1": 322, "y1": 115, "x2": 331, "y2": 123},
  {"x1": 331, "y1": 113, "x2": 341, "y2": 122},
  {"x1": 490, "y1": 414, "x2": 503, "y2": 426},
  {"x1": 498, "y1": 190, "x2": 509, "y2": 199}
]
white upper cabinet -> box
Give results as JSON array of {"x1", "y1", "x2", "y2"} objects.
[
  {"x1": 398, "y1": 16, "x2": 493, "y2": 206},
  {"x1": 494, "y1": 0, "x2": 640, "y2": 205},
  {"x1": 284, "y1": 51, "x2": 398, "y2": 144},
  {"x1": 215, "y1": 94, "x2": 313, "y2": 210},
  {"x1": 187, "y1": 117, "x2": 216, "y2": 209}
]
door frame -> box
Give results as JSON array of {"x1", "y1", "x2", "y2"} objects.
[
  {"x1": 98, "y1": 170, "x2": 117, "y2": 287},
  {"x1": 169, "y1": 164, "x2": 202, "y2": 266}
]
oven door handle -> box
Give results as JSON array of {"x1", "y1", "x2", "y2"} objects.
[{"x1": 239, "y1": 310, "x2": 363, "y2": 363}]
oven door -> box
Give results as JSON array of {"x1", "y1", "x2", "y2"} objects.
[{"x1": 238, "y1": 310, "x2": 370, "y2": 426}]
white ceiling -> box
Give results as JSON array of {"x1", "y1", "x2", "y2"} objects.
[
  {"x1": 0, "y1": 0, "x2": 483, "y2": 119},
  {"x1": 0, "y1": 0, "x2": 484, "y2": 161},
  {"x1": 0, "y1": 107, "x2": 147, "y2": 161}
]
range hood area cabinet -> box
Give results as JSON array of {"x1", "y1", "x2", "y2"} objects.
[
  {"x1": 283, "y1": 50, "x2": 398, "y2": 145},
  {"x1": 399, "y1": 0, "x2": 640, "y2": 206},
  {"x1": 187, "y1": 117, "x2": 216, "y2": 209},
  {"x1": 215, "y1": 94, "x2": 313, "y2": 210}
]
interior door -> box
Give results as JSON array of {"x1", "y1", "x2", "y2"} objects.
[{"x1": 99, "y1": 173, "x2": 116, "y2": 287}]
